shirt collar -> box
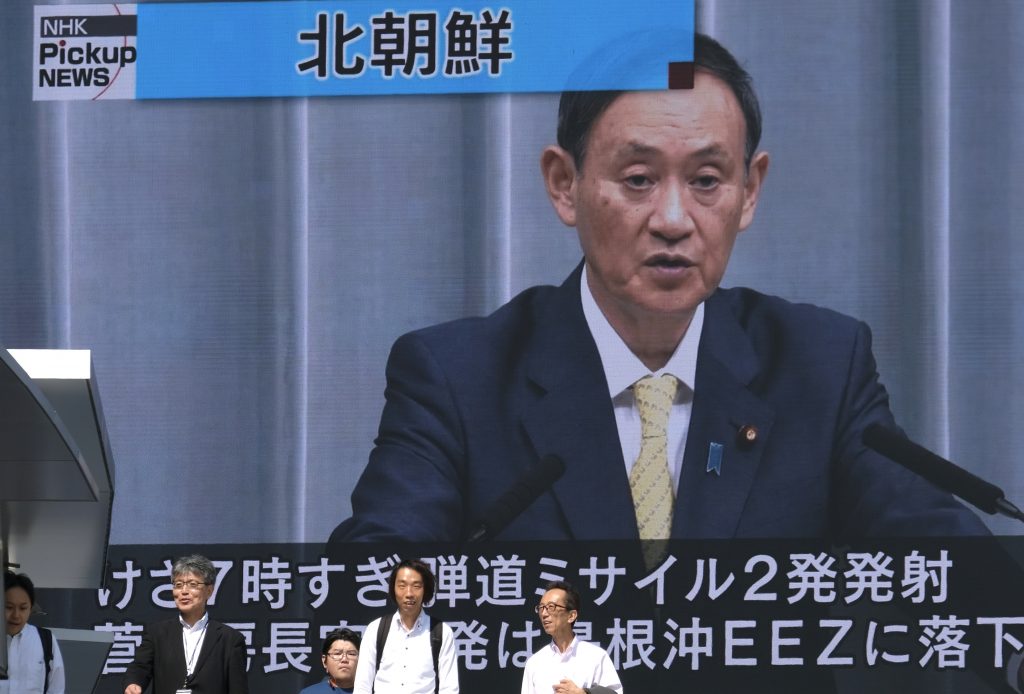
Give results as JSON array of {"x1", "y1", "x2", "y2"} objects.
[
  {"x1": 581, "y1": 265, "x2": 703, "y2": 397},
  {"x1": 392, "y1": 609, "x2": 427, "y2": 634},
  {"x1": 179, "y1": 611, "x2": 210, "y2": 633},
  {"x1": 548, "y1": 635, "x2": 579, "y2": 657}
]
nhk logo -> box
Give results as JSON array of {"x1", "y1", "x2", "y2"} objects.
[{"x1": 33, "y1": 5, "x2": 138, "y2": 101}]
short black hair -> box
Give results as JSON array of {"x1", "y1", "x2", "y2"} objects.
[
  {"x1": 544, "y1": 579, "x2": 580, "y2": 615},
  {"x1": 172, "y1": 554, "x2": 217, "y2": 585},
  {"x1": 4, "y1": 571, "x2": 36, "y2": 605},
  {"x1": 387, "y1": 558, "x2": 436, "y2": 604},
  {"x1": 321, "y1": 627, "x2": 361, "y2": 656},
  {"x1": 557, "y1": 33, "x2": 762, "y2": 171}
]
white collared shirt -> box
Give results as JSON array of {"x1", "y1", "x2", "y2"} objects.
[
  {"x1": 0, "y1": 623, "x2": 65, "y2": 694},
  {"x1": 179, "y1": 611, "x2": 210, "y2": 677},
  {"x1": 353, "y1": 610, "x2": 458, "y2": 694},
  {"x1": 520, "y1": 636, "x2": 622, "y2": 694},
  {"x1": 580, "y1": 267, "x2": 704, "y2": 493}
]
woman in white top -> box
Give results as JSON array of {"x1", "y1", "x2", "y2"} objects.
[{"x1": 4, "y1": 571, "x2": 65, "y2": 694}]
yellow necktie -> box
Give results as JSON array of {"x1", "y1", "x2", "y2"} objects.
[{"x1": 630, "y1": 374, "x2": 678, "y2": 542}]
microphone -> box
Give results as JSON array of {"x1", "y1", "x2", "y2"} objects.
[
  {"x1": 466, "y1": 454, "x2": 567, "y2": 543},
  {"x1": 863, "y1": 423, "x2": 1024, "y2": 522}
]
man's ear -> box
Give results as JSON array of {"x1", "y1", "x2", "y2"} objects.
[
  {"x1": 540, "y1": 145, "x2": 579, "y2": 228},
  {"x1": 738, "y1": 150, "x2": 769, "y2": 231}
]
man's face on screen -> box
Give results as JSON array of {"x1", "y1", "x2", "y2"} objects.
[{"x1": 547, "y1": 73, "x2": 768, "y2": 333}]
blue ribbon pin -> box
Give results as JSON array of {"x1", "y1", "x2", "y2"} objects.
[{"x1": 706, "y1": 441, "x2": 724, "y2": 476}]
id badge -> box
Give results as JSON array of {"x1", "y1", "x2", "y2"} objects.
[{"x1": 175, "y1": 690, "x2": 192, "y2": 694}]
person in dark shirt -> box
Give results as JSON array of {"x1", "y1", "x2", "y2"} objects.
[{"x1": 300, "y1": 627, "x2": 360, "y2": 693}]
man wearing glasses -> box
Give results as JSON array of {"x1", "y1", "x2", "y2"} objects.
[
  {"x1": 301, "y1": 628, "x2": 360, "y2": 693},
  {"x1": 123, "y1": 554, "x2": 248, "y2": 694},
  {"x1": 522, "y1": 581, "x2": 621, "y2": 694}
]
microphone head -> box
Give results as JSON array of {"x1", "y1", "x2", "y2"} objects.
[
  {"x1": 466, "y1": 454, "x2": 566, "y2": 543},
  {"x1": 535, "y1": 454, "x2": 566, "y2": 486},
  {"x1": 862, "y1": 423, "x2": 1004, "y2": 514}
]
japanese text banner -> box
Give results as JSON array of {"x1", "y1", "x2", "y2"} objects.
[
  {"x1": 37, "y1": 539, "x2": 1024, "y2": 693},
  {"x1": 33, "y1": 1, "x2": 695, "y2": 100}
]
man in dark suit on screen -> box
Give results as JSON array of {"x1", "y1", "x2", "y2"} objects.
[
  {"x1": 123, "y1": 554, "x2": 248, "y2": 694},
  {"x1": 332, "y1": 33, "x2": 987, "y2": 545}
]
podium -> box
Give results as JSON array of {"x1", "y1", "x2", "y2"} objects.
[{"x1": 1, "y1": 348, "x2": 115, "y2": 688}]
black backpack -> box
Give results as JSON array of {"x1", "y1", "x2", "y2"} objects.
[{"x1": 372, "y1": 614, "x2": 444, "y2": 694}]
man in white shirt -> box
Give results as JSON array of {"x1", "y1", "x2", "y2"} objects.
[
  {"x1": 3, "y1": 571, "x2": 65, "y2": 694},
  {"x1": 122, "y1": 554, "x2": 248, "y2": 694},
  {"x1": 521, "y1": 581, "x2": 621, "y2": 694},
  {"x1": 353, "y1": 559, "x2": 458, "y2": 694}
]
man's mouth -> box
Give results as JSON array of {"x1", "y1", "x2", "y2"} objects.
[{"x1": 645, "y1": 253, "x2": 693, "y2": 269}]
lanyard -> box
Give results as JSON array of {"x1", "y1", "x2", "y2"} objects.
[{"x1": 182, "y1": 622, "x2": 208, "y2": 685}]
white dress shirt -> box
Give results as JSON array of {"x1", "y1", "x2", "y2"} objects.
[
  {"x1": 580, "y1": 267, "x2": 704, "y2": 493},
  {"x1": 520, "y1": 636, "x2": 622, "y2": 694},
  {"x1": 180, "y1": 611, "x2": 210, "y2": 678},
  {"x1": 0, "y1": 623, "x2": 65, "y2": 694},
  {"x1": 353, "y1": 610, "x2": 458, "y2": 694}
]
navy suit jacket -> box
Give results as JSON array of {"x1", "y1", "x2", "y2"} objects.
[
  {"x1": 122, "y1": 617, "x2": 249, "y2": 694},
  {"x1": 332, "y1": 265, "x2": 987, "y2": 543}
]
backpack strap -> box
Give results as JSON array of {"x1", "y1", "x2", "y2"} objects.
[
  {"x1": 430, "y1": 621, "x2": 443, "y2": 694},
  {"x1": 372, "y1": 613, "x2": 443, "y2": 694},
  {"x1": 38, "y1": 626, "x2": 54, "y2": 694},
  {"x1": 371, "y1": 614, "x2": 393, "y2": 694}
]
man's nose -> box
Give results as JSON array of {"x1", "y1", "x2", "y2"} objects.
[{"x1": 649, "y1": 179, "x2": 694, "y2": 240}]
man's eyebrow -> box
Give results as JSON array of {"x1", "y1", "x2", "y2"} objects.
[
  {"x1": 615, "y1": 141, "x2": 734, "y2": 162},
  {"x1": 620, "y1": 141, "x2": 660, "y2": 157},
  {"x1": 689, "y1": 144, "x2": 732, "y2": 161}
]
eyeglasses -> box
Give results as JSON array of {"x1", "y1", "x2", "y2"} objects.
[
  {"x1": 534, "y1": 602, "x2": 569, "y2": 615},
  {"x1": 171, "y1": 581, "x2": 208, "y2": 592},
  {"x1": 326, "y1": 650, "x2": 359, "y2": 661}
]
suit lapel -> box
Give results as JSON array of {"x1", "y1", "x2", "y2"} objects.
[
  {"x1": 673, "y1": 291, "x2": 774, "y2": 537},
  {"x1": 190, "y1": 619, "x2": 222, "y2": 680},
  {"x1": 520, "y1": 265, "x2": 640, "y2": 540},
  {"x1": 518, "y1": 275, "x2": 777, "y2": 540},
  {"x1": 163, "y1": 619, "x2": 188, "y2": 686}
]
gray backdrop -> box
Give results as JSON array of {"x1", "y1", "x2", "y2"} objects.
[{"x1": 2, "y1": 0, "x2": 1022, "y2": 543}]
